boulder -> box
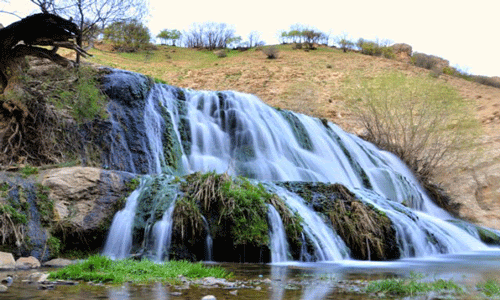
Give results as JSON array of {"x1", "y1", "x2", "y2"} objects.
[
  {"x1": 15, "y1": 256, "x2": 41, "y2": 269},
  {"x1": 0, "y1": 252, "x2": 15, "y2": 270},
  {"x1": 41, "y1": 166, "x2": 136, "y2": 233},
  {"x1": 43, "y1": 258, "x2": 74, "y2": 268}
]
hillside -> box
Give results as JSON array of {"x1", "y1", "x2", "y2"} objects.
[{"x1": 8, "y1": 43, "x2": 498, "y2": 230}]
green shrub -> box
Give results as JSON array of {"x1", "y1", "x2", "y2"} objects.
[
  {"x1": 104, "y1": 19, "x2": 151, "y2": 52},
  {"x1": 344, "y1": 72, "x2": 480, "y2": 181}
]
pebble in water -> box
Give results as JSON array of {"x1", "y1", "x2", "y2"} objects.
[{"x1": 201, "y1": 296, "x2": 216, "y2": 300}]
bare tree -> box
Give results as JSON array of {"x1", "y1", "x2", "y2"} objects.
[
  {"x1": 183, "y1": 22, "x2": 235, "y2": 50},
  {"x1": 29, "y1": 0, "x2": 148, "y2": 63},
  {"x1": 247, "y1": 31, "x2": 261, "y2": 48}
]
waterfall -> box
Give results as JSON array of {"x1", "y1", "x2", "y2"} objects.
[
  {"x1": 267, "y1": 204, "x2": 289, "y2": 263},
  {"x1": 102, "y1": 70, "x2": 491, "y2": 263},
  {"x1": 201, "y1": 216, "x2": 213, "y2": 261},
  {"x1": 103, "y1": 184, "x2": 143, "y2": 259},
  {"x1": 152, "y1": 204, "x2": 176, "y2": 262}
]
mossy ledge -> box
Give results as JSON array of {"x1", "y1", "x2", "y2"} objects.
[
  {"x1": 170, "y1": 172, "x2": 303, "y2": 263},
  {"x1": 277, "y1": 181, "x2": 400, "y2": 260}
]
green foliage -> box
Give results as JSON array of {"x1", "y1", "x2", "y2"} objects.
[
  {"x1": 49, "y1": 66, "x2": 108, "y2": 124},
  {"x1": 477, "y1": 279, "x2": 500, "y2": 297},
  {"x1": 344, "y1": 72, "x2": 480, "y2": 181},
  {"x1": 0, "y1": 204, "x2": 27, "y2": 224},
  {"x1": 157, "y1": 29, "x2": 181, "y2": 46},
  {"x1": 179, "y1": 172, "x2": 275, "y2": 248},
  {"x1": 49, "y1": 255, "x2": 232, "y2": 283},
  {"x1": 35, "y1": 183, "x2": 54, "y2": 226},
  {"x1": 358, "y1": 39, "x2": 395, "y2": 59},
  {"x1": 47, "y1": 236, "x2": 62, "y2": 256},
  {"x1": 20, "y1": 165, "x2": 38, "y2": 178},
  {"x1": 104, "y1": 19, "x2": 151, "y2": 52},
  {"x1": 220, "y1": 178, "x2": 270, "y2": 246},
  {"x1": 366, "y1": 275, "x2": 463, "y2": 296}
]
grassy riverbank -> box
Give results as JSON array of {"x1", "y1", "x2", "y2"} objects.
[{"x1": 48, "y1": 255, "x2": 231, "y2": 284}]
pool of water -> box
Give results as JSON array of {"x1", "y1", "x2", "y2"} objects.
[{"x1": 3, "y1": 249, "x2": 500, "y2": 299}]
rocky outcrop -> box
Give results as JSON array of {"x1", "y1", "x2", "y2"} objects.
[
  {"x1": 41, "y1": 167, "x2": 136, "y2": 234},
  {"x1": 0, "y1": 252, "x2": 15, "y2": 270}
]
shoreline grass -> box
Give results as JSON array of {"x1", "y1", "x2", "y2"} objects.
[{"x1": 49, "y1": 255, "x2": 232, "y2": 284}]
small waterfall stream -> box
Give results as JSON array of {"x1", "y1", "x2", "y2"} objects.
[
  {"x1": 102, "y1": 70, "x2": 493, "y2": 263},
  {"x1": 267, "y1": 204, "x2": 289, "y2": 263},
  {"x1": 103, "y1": 185, "x2": 143, "y2": 259}
]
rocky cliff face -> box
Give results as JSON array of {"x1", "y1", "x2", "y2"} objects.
[{"x1": 0, "y1": 167, "x2": 136, "y2": 260}]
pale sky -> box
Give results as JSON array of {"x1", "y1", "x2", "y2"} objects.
[{"x1": 2, "y1": 0, "x2": 499, "y2": 77}]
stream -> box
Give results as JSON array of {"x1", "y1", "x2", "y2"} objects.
[{"x1": 3, "y1": 250, "x2": 500, "y2": 299}]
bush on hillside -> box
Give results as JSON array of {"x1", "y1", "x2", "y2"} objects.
[
  {"x1": 473, "y1": 75, "x2": 500, "y2": 89},
  {"x1": 357, "y1": 39, "x2": 395, "y2": 59},
  {"x1": 214, "y1": 50, "x2": 227, "y2": 58},
  {"x1": 411, "y1": 53, "x2": 448, "y2": 71},
  {"x1": 344, "y1": 72, "x2": 480, "y2": 181},
  {"x1": 263, "y1": 46, "x2": 279, "y2": 59},
  {"x1": 103, "y1": 19, "x2": 151, "y2": 52}
]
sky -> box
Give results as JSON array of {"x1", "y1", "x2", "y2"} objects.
[{"x1": 1, "y1": 0, "x2": 499, "y2": 77}]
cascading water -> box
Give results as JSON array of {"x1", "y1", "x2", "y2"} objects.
[
  {"x1": 152, "y1": 204, "x2": 176, "y2": 262},
  {"x1": 267, "y1": 204, "x2": 289, "y2": 263},
  {"x1": 102, "y1": 70, "x2": 494, "y2": 263},
  {"x1": 103, "y1": 185, "x2": 143, "y2": 259}
]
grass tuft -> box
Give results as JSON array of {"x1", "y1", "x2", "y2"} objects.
[
  {"x1": 366, "y1": 275, "x2": 463, "y2": 296},
  {"x1": 49, "y1": 255, "x2": 232, "y2": 283}
]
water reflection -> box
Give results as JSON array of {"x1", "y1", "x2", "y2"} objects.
[{"x1": 108, "y1": 283, "x2": 131, "y2": 300}]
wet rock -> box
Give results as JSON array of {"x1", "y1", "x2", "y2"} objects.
[
  {"x1": 0, "y1": 284, "x2": 7, "y2": 292},
  {"x1": 170, "y1": 291, "x2": 182, "y2": 296},
  {"x1": 43, "y1": 258, "x2": 75, "y2": 268},
  {"x1": 0, "y1": 252, "x2": 15, "y2": 270},
  {"x1": 1, "y1": 276, "x2": 13, "y2": 286},
  {"x1": 201, "y1": 296, "x2": 216, "y2": 300},
  {"x1": 15, "y1": 256, "x2": 41, "y2": 269},
  {"x1": 229, "y1": 290, "x2": 238, "y2": 295}
]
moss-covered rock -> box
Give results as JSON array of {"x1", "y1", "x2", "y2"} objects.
[{"x1": 278, "y1": 181, "x2": 399, "y2": 260}]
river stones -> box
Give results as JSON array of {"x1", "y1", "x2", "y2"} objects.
[{"x1": 15, "y1": 256, "x2": 41, "y2": 269}]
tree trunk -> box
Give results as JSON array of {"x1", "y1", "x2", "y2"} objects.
[{"x1": 0, "y1": 13, "x2": 88, "y2": 92}]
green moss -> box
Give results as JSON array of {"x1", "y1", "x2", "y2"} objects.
[
  {"x1": 35, "y1": 183, "x2": 54, "y2": 226},
  {"x1": 0, "y1": 204, "x2": 27, "y2": 224},
  {"x1": 49, "y1": 255, "x2": 231, "y2": 284},
  {"x1": 477, "y1": 227, "x2": 500, "y2": 245},
  {"x1": 278, "y1": 110, "x2": 314, "y2": 151},
  {"x1": 126, "y1": 177, "x2": 141, "y2": 191},
  {"x1": 20, "y1": 165, "x2": 38, "y2": 178}
]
